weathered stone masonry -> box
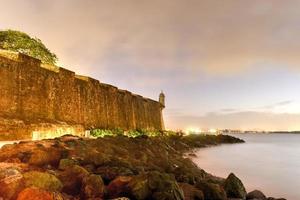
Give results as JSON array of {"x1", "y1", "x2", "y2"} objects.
[{"x1": 0, "y1": 50, "x2": 164, "y2": 140}]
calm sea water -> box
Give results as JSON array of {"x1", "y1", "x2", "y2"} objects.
[{"x1": 192, "y1": 133, "x2": 300, "y2": 200}]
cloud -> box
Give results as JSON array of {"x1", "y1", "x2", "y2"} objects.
[
  {"x1": 1, "y1": 0, "x2": 300, "y2": 78},
  {"x1": 165, "y1": 111, "x2": 300, "y2": 131},
  {"x1": 165, "y1": 100, "x2": 298, "y2": 130},
  {"x1": 258, "y1": 100, "x2": 294, "y2": 110},
  {"x1": 216, "y1": 100, "x2": 294, "y2": 114},
  {"x1": 219, "y1": 108, "x2": 238, "y2": 113}
]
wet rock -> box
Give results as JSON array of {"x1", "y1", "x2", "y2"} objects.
[
  {"x1": 178, "y1": 183, "x2": 204, "y2": 200},
  {"x1": 0, "y1": 166, "x2": 24, "y2": 199},
  {"x1": 80, "y1": 174, "x2": 105, "y2": 199},
  {"x1": 58, "y1": 165, "x2": 89, "y2": 195},
  {"x1": 23, "y1": 171, "x2": 62, "y2": 192},
  {"x1": 127, "y1": 171, "x2": 184, "y2": 200},
  {"x1": 224, "y1": 173, "x2": 247, "y2": 199},
  {"x1": 107, "y1": 176, "x2": 132, "y2": 198},
  {"x1": 246, "y1": 190, "x2": 266, "y2": 200},
  {"x1": 196, "y1": 181, "x2": 227, "y2": 200}
]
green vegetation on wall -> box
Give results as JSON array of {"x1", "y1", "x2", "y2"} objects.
[
  {"x1": 0, "y1": 29, "x2": 57, "y2": 64},
  {"x1": 90, "y1": 128, "x2": 164, "y2": 138}
]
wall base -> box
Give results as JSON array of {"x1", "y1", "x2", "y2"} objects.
[{"x1": 0, "y1": 117, "x2": 85, "y2": 141}]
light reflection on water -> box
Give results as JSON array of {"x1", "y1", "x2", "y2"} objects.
[{"x1": 192, "y1": 133, "x2": 300, "y2": 200}]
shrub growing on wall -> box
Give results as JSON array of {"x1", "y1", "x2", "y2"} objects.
[
  {"x1": 0, "y1": 29, "x2": 58, "y2": 64},
  {"x1": 90, "y1": 128, "x2": 162, "y2": 138}
]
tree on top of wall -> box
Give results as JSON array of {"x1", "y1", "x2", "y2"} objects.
[{"x1": 0, "y1": 29, "x2": 58, "y2": 65}]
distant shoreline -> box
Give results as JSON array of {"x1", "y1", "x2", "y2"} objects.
[{"x1": 220, "y1": 131, "x2": 300, "y2": 134}]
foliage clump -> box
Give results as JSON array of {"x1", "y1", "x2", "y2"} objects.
[
  {"x1": 90, "y1": 128, "x2": 162, "y2": 138},
  {"x1": 0, "y1": 29, "x2": 58, "y2": 64}
]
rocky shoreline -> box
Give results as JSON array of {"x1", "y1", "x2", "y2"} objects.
[{"x1": 0, "y1": 134, "x2": 286, "y2": 200}]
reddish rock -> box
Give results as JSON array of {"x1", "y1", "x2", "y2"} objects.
[
  {"x1": 17, "y1": 188, "x2": 54, "y2": 200},
  {"x1": 0, "y1": 166, "x2": 24, "y2": 199},
  {"x1": 107, "y1": 176, "x2": 132, "y2": 198}
]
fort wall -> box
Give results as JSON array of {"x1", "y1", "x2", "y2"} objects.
[{"x1": 0, "y1": 50, "x2": 164, "y2": 140}]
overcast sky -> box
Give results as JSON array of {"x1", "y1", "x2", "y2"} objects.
[{"x1": 1, "y1": 0, "x2": 300, "y2": 131}]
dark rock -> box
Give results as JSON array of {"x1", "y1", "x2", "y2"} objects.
[
  {"x1": 247, "y1": 190, "x2": 266, "y2": 200},
  {"x1": 23, "y1": 171, "x2": 62, "y2": 192},
  {"x1": 83, "y1": 164, "x2": 96, "y2": 173},
  {"x1": 96, "y1": 166, "x2": 134, "y2": 184},
  {"x1": 196, "y1": 181, "x2": 227, "y2": 200},
  {"x1": 178, "y1": 183, "x2": 204, "y2": 200},
  {"x1": 58, "y1": 165, "x2": 89, "y2": 195},
  {"x1": 127, "y1": 171, "x2": 184, "y2": 200},
  {"x1": 80, "y1": 174, "x2": 105, "y2": 199},
  {"x1": 224, "y1": 173, "x2": 247, "y2": 199}
]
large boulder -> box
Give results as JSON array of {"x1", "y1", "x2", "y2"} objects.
[
  {"x1": 246, "y1": 190, "x2": 266, "y2": 200},
  {"x1": 28, "y1": 148, "x2": 62, "y2": 166},
  {"x1": 224, "y1": 173, "x2": 247, "y2": 199},
  {"x1": 23, "y1": 171, "x2": 62, "y2": 192},
  {"x1": 107, "y1": 176, "x2": 133, "y2": 198},
  {"x1": 58, "y1": 165, "x2": 89, "y2": 195},
  {"x1": 0, "y1": 166, "x2": 24, "y2": 199},
  {"x1": 80, "y1": 174, "x2": 105, "y2": 199},
  {"x1": 178, "y1": 183, "x2": 204, "y2": 200},
  {"x1": 127, "y1": 171, "x2": 184, "y2": 200},
  {"x1": 196, "y1": 181, "x2": 227, "y2": 200}
]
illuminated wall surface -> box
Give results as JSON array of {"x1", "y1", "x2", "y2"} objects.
[{"x1": 0, "y1": 50, "x2": 164, "y2": 140}]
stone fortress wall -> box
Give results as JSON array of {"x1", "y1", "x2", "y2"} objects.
[{"x1": 0, "y1": 50, "x2": 164, "y2": 140}]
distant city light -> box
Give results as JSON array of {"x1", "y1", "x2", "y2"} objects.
[
  {"x1": 185, "y1": 127, "x2": 202, "y2": 134},
  {"x1": 208, "y1": 129, "x2": 217, "y2": 133}
]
